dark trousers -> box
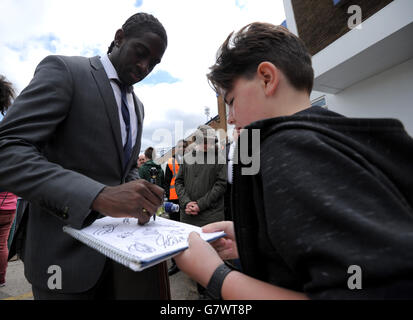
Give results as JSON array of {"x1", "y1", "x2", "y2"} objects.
[{"x1": 32, "y1": 259, "x2": 170, "y2": 300}]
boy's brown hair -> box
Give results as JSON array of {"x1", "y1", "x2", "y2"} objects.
[{"x1": 207, "y1": 22, "x2": 314, "y2": 95}]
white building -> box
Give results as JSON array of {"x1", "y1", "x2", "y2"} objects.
[{"x1": 283, "y1": 0, "x2": 413, "y2": 135}]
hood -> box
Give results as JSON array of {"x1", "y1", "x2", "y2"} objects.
[{"x1": 243, "y1": 106, "x2": 413, "y2": 211}]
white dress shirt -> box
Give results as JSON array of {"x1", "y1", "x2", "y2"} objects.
[{"x1": 100, "y1": 54, "x2": 138, "y2": 149}]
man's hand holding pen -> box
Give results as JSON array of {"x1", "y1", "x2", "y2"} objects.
[
  {"x1": 92, "y1": 179, "x2": 164, "y2": 225},
  {"x1": 149, "y1": 167, "x2": 159, "y2": 221}
]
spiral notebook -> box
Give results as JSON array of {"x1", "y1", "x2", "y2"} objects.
[{"x1": 63, "y1": 216, "x2": 225, "y2": 272}]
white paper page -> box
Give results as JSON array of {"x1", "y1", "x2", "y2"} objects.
[{"x1": 74, "y1": 216, "x2": 225, "y2": 263}]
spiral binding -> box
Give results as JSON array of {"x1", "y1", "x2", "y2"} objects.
[{"x1": 63, "y1": 226, "x2": 142, "y2": 271}]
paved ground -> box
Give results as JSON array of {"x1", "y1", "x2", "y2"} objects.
[
  {"x1": 0, "y1": 259, "x2": 33, "y2": 300},
  {"x1": 0, "y1": 258, "x2": 198, "y2": 300}
]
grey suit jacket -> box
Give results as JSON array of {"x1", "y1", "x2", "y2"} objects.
[{"x1": 0, "y1": 55, "x2": 144, "y2": 292}]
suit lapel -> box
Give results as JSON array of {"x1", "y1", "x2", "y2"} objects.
[
  {"x1": 133, "y1": 94, "x2": 144, "y2": 132},
  {"x1": 89, "y1": 56, "x2": 124, "y2": 171},
  {"x1": 123, "y1": 93, "x2": 144, "y2": 175}
]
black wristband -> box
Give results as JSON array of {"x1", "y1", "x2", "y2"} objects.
[{"x1": 206, "y1": 263, "x2": 233, "y2": 300}]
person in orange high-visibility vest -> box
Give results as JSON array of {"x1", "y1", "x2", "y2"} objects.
[
  {"x1": 164, "y1": 139, "x2": 187, "y2": 276},
  {"x1": 164, "y1": 139, "x2": 188, "y2": 222},
  {"x1": 167, "y1": 157, "x2": 179, "y2": 201}
]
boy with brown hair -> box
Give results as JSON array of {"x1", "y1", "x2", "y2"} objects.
[{"x1": 175, "y1": 22, "x2": 413, "y2": 299}]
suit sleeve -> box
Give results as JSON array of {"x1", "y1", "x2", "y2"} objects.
[{"x1": 0, "y1": 55, "x2": 105, "y2": 229}]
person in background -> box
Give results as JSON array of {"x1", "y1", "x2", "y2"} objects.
[
  {"x1": 174, "y1": 22, "x2": 413, "y2": 299},
  {"x1": 0, "y1": 75, "x2": 18, "y2": 287},
  {"x1": 164, "y1": 139, "x2": 188, "y2": 276},
  {"x1": 138, "y1": 147, "x2": 164, "y2": 188},
  {"x1": 164, "y1": 139, "x2": 188, "y2": 221},
  {"x1": 0, "y1": 13, "x2": 168, "y2": 299},
  {"x1": 175, "y1": 125, "x2": 226, "y2": 298},
  {"x1": 137, "y1": 154, "x2": 146, "y2": 168}
]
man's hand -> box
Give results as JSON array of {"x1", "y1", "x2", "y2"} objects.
[
  {"x1": 92, "y1": 179, "x2": 164, "y2": 225},
  {"x1": 185, "y1": 201, "x2": 199, "y2": 215},
  {"x1": 191, "y1": 202, "x2": 200, "y2": 213}
]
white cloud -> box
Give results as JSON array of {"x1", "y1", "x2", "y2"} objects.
[{"x1": 0, "y1": 0, "x2": 286, "y2": 152}]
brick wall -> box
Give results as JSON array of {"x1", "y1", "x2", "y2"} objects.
[{"x1": 291, "y1": 0, "x2": 394, "y2": 55}]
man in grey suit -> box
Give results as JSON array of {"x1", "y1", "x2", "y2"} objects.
[{"x1": 0, "y1": 13, "x2": 169, "y2": 299}]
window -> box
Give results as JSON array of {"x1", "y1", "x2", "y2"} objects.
[{"x1": 311, "y1": 96, "x2": 328, "y2": 109}]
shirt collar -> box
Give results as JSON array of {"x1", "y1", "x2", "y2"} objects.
[
  {"x1": 100, "y1": 54, "x2": 134, "y2": 93},
  {"x1": 100, "y1": 54, "x2": 120, "y2": 82}
]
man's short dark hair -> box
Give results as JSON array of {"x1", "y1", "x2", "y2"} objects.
[
  {"x1": 0, "y1": 75, "x2": 15, "y2": 115},
  {"x1": 107, "y1": 12, "x2": 167, "y2": 54},
  {"x1": 207, "y1": 22, "x2": 314, "y2": 95}
]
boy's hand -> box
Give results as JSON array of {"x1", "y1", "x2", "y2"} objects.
[
  {"x1": 203, "y1": 221, "x2": 239, "y2": 260},
  {"x1": 174, "y1": 232, "x2": 223, "y2": 287}
]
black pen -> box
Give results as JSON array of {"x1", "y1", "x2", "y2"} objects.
[{"x1": 149, "y1": 167, "x2": 158, "y2": 221}]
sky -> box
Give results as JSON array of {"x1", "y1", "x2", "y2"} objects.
[{"x1": 0, "y1": 0, "x2": 286, "y2": 155}]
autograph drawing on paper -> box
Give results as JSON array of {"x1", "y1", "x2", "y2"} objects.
[{"x1": 90, "y1": 217, "x2": 202, "y2": 256}]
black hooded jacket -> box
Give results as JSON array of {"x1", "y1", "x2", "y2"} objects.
[{"x1": 232, "y1": 106, "x2": 413, "y2": 299}]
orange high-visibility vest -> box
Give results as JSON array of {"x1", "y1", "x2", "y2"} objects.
[{"x1": 167, "y1": 157, "x2": 180, "y2": 200}]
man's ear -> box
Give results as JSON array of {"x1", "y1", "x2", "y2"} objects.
[
  {"x1": 114, "y1": 29, "x2": 125, "y2": 47},
  {"x1": 257, "y1": 62, "x2": 279, "y2": 96}
]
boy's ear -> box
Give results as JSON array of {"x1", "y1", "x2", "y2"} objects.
[{"x1": 257, "y1": 62, "x2": 279, "y2": 96}]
